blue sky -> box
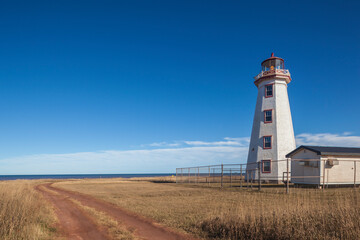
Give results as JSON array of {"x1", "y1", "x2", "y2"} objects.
[{"x1": 0, "y1": 0, "x2": 359, "y2": 174}]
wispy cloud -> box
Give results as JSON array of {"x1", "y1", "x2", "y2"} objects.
[
  {"x1": 147, "y1": 142, "x2": 181, "y2": 147},
  {"x1": 296, "y1": 132, "x2": 360, "y2": 147},
  {"x1": 184, "y1": 138, "x2": 249, "y2": 147},
  {"x1": 1, "y1": 133, "x2": 359, "y2": 175},
  {"x1": 145, "y1": 137, "x2": 250, "y2": 148},
  {"x1": 0, "y1": 145, "x2": 248, "y2": 175}
]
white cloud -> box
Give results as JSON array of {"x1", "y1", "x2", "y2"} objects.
[
  {"x1": 0, "y1": 145, "x2": 248, "y2": 175},
  {"x1": 184, "y1": 138, "x2": 249, "y2": 147},
  {"x1": 296, "y1": 133, "x2": 360, "y2": 147},
  {"x1": 145, "y1": 137, "x2": 250, "y2": 148},
  {"x1": 147, "y1": 142, "x2": 181, "y2": 147},
  {"x1": 184, "y1": 140, "x2": 242, "y2": 146}
]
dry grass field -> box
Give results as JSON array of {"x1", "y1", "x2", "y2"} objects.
[
  {"x1": 55, "y1": 178, "x2": 360, "y2": 240},
  {"x1": 1, "y1": 178, "x2": 358, "y2": 239},
  {"x1": 0, "y1": 180, "x2": 56, "y2": 240}
]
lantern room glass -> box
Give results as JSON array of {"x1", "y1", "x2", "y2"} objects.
[{"x1": 261, "y1": 59, "x2": 284, "y2": 72}]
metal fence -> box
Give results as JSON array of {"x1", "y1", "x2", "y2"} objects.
[
  {"x1": 176, "y1": 164, "x2": 247, "y2": 188},
  {"x1": 176, "y1": 159, "x2": 360, "y2": 194}
]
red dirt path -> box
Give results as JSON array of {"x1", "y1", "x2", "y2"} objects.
[
  {"x1": 37, "y1": 183, "x2": 195, "y2": 240},
  {"x1": 36, "y1": 184, "x2": 109, "y2": 240}
]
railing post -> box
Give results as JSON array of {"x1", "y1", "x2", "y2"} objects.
[
  {"x1": 230, "y1": 169, "x2": 232, "y2": 188},
  {"x1": 176, "y1": 168, "x2": 178, "y2": 184},
  {"x1": 258, "y1": 162, "x2": 261, "y2": 191},
  {"x1": 240, "y1": 165, "x2": 243, "y2": 188},
  {"x1": 221, "y1": 164, "x2": 223, "y2": 188},
  {"x1": 286, "y1": 158, "x2": 290, "y2": 194}
]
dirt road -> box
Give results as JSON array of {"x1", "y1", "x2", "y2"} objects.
[
  {"x1": 37, "y1": 183, "x2": 194, "y2": 240},
  {"x1": 36, "y1": 184, "x2": 109, "y2": 240}
]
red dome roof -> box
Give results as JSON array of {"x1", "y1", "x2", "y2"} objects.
[{"x1": 261, "y1": 53, "x2": 284, "y2": 65}]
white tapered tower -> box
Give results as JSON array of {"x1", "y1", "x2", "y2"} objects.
[{"x1": 247, "y1": 53, "x2": 296, "y2": 182}]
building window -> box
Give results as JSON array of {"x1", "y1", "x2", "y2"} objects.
[
  {"x1": 264, "y1": 109, "x2": 272, "y2": 123},
  {"x1": 265, "y1": 84, "x2": 273, "y2": 98},
  {"x1": 263, "y1": 136, "x2": 272, "y2": 149},
  {"x1": 262, "y1": 160, "x2": 271, "y2": 173}
]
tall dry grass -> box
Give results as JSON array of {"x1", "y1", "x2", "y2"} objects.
[
  {"x1": 0, "y1": 180, "x2": 56, "y2": 240},
  {"x1": 55, "y1": 179, "x2": 360, "y2": 240},
  {"x1": 201, "y1": 193, "x2": 360, "y2": 239}
]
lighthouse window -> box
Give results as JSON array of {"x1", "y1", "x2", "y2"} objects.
[
  {"x1": 265, "y1": 84, "x2": 273, "y2": 97},
  {"x1": 263, "y1": 136, "x2": 272, "y2": 149},
  {"x1": 262, "y1": 160, "x2": 271, "y2": 173},
  {"x1": 264, "y1": 110, "x2": 272, "y2": 123}
]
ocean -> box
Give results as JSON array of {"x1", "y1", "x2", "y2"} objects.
[{"x1": 0, "y1": 173, "x2": 174, "y2": 181}]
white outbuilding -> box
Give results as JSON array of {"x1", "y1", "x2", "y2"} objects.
[{"x1": 286, "y1": 146, "x2": 360, "y2": 186}]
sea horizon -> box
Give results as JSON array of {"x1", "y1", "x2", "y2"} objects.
[{"x1": 0, "y1": 173, "x2": 174, "y2": 181}]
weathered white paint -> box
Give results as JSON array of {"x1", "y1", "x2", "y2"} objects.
[{"x1": 246, "y1": 57, "x2": 296, "y2": 182}]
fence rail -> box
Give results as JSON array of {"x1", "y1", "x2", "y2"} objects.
[{"x1": 176, "y1": 159, "x2": 360, "y2": 194}]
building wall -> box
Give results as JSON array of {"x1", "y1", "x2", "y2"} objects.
[
  {"x1": 290, "y1": 150, "x2": 321, "y2": 185},
  {"x1": 274, "y1": 81, "x2": 296, "y2": 177},
  {"x1": 291, "y1": 150, "x2": 360, "y2": 185},
  {"x1": 321, "y1": 156, "x2": 360, "y2": 185}
]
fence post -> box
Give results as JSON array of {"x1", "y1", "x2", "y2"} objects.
[
  {"x1": 230, "y1": 169, "x2": 232, "y2": 188},
  {"x1": 181, "y1": 168, "x2": 183, "y2": 183},
  {"x1": 286, "y1": 158, "x2": 290, "y2": 194},
  {"x1": 240, "y1": 165, "x2": 243, "y2": 189},
  {"x1": 197, "y1": 167, "x2": 199, "y2": 184},
  {"x1": 188, "y1": 168, "x2": 190, "y2": 183},
  {"x1": 213, "y1": 168, "x2": 215, "y2": 183},
  {"x1": 326, "y1": 169, "x2": 329, "y2": 189},
  {"x1": 354, "y1": 161, "x2": 357, "y2": 188},
  {"x1": 251, "y1": 170, "x2": 253, "y2": 189},
  {"x1": 246, "y1": 170, "x2": 249, "y2": 188},
  {"x1": 322, "y1": 159, "x2": 326, "y2": 192},
  {"x1": 176, "y1": 168, "x2": 178, "y2": 184},
  {"x1": 208, "y1": 166, "x2": 211, "y2": 185},
  {"x1": 258, "y1": 162, "x2": 261, "y2": 191},
  {"x1": 221, "y1": 164, "x2": 224, "y2": 188}
]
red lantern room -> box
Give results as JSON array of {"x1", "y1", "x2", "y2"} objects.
[
  {"x1": 261, "y1": 53, "x2": 284, "y2": 71},
  {"x1": 254, "y1": 53, "x2": 291, "y2": 86}
]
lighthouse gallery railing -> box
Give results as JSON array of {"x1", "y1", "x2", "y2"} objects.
[{"x1": 254, "y1": 69, "x2": 290, "y2": 81}]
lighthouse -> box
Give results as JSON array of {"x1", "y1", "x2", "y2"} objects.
[{"x1": 246, "y1": 53, "x2": 296, "y2": 182}]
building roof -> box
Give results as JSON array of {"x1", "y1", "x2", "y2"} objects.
[{"x1": 286, "y1": 145, "x2": 360, "y2": 158}]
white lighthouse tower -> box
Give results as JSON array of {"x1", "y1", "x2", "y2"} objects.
[{"x1": 246, "y1": 53, "x2": 296, "y2": 182}]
